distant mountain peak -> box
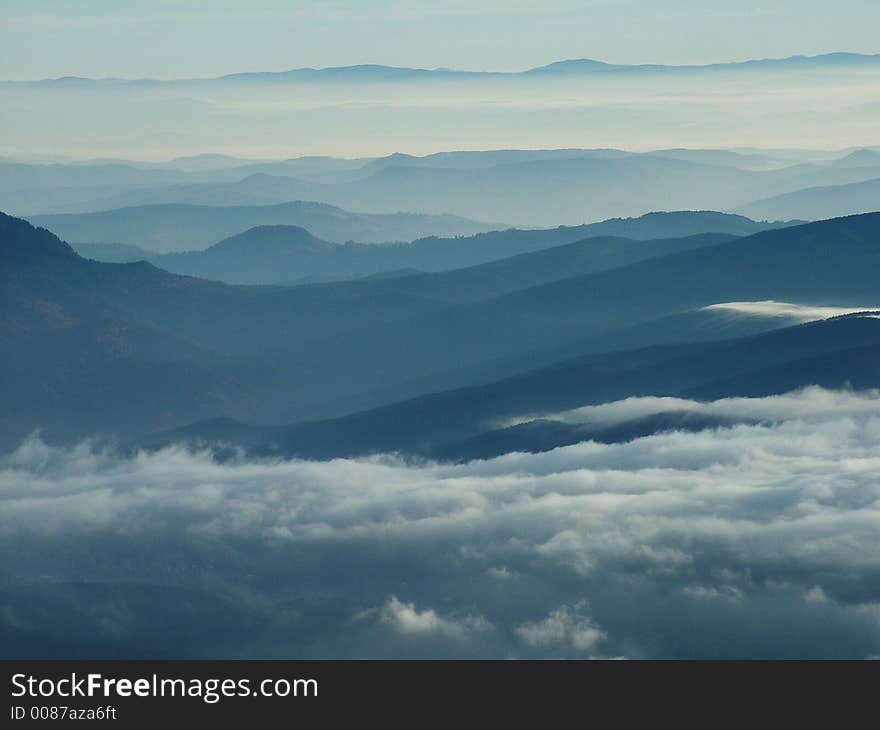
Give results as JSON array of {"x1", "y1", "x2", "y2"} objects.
[
  {"x1": 20, "y1": 52, "x2": 880, "y2": 85},
  {"x1": 209, "y1": 225, "x2": 333, "y2": 254},
  {"x1": 832, "y1": 148, "x2": 880, "y2": 167},
  {"x1": 525, "y1": 52, "x2": 880, "y2": 75},
  {"x1": 524, "y1": 58, "x2": 627, "y2": 75}
]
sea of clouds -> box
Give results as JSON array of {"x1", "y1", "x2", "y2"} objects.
[{"x1": 2, "y1": 386, "x2": 879, "y2": 658}]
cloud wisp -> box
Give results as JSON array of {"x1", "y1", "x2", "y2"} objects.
[
  {"x1": 703, "y1": 300, "x2": 879, "y2": 323},
  {"x1": 516, "y1": 384, "x2": 880, "y2": 427}
]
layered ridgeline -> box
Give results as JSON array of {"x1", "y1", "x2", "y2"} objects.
[
  {"x1": 30, "y1": 201, "x2": 501, "y2": 252},
  {"x1": 17, "y1": 152, "x2": 880, "y2": 227},
  {"x1": 3, "y1": 211, "x2": 880, "y2": 451},
  {"x1": 738, "y1": 176, "x2": 880, "y2": 221},
  {"x1": 148, "y1": 314, "x2": 880, "y2": 462},
  {"x1": 196, "y1": 212, "x2": 880, "y2": 422},
  {"x1": 73, "y1": 211, "x2": 787, "y2": 285},
  {"x1": 5, "y1": 53, "x2": 880, "y2": 173},
  {"x1": 0, "y1": 211, "x2": 739, "y2": 446},
  {"x1": 20, "y1": 53, "x2": 877, "y2": 86}
]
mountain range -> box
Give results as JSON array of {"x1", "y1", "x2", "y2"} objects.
[
  {"x1": 738, "y1": 176, "x2": 880, "y2": 221},
  {"x1": 152, "y1": 227, "x2": 735, "y2": 285},
  {"x1": 5, "y1": 48, "x2": 878, "y2": 165},
  {"x1": 12, "y1": 148, "x2": 878, "y2": 229},
  {"x1": 12, "y1": 53, "x2": 880, "y2": 85},
  {"x1": 31, "y1": 201, "x2": 500, "y2": 252},
  {"x1": 68, "y1": 210, "x2": 794, "y2": 284},
  {"x1": 7, "y1": 2, "x2": 880, "y2": 663},
  {"x1": 146, "y1": 313, "x2": 880, "y2": 462},
  {"x1": 3, "y1": 209, "x2": 879, "y2": 452}
]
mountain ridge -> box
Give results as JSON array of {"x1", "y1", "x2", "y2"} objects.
[
  {"x1": 152, "y1": 228, "x2": 736, "y2": 286},
  {"x1": 11, "y1": 52, "x2": 880, "y2": 84},
  {"x1": 138, "y1": 211, "x2": 792, "y2": 284},
  {"x1": 4, "y1": 210, "x2": 880, "y2": 449},
  {"x1": 140, "y1": 313, "x2": 880, "y2": 461},
  {"x1": 29, "y1": 200, "x2": 500, "y2": 251},
  {"x1": 737, "y1": 178, "x2": 880, "y2": 221}
]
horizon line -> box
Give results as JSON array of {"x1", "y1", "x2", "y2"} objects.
[
  {"x1": 3, "y1": 143, "x2": 879, "y2": 168},
  {"x1": 3, "y1": 50, "x2": 879, "y2": 84}
]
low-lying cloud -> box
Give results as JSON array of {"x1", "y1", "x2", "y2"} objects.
[
  {"x1": 521, "y1": 384, "x2": 880, "y2": 427},
  {"x1": 702, "y1": 300, "x2": 879, "y2": 323},
  {"x1": 2, "y1": 386, "x2": 879, "y2": 658}
]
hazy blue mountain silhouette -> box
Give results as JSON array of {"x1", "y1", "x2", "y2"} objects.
[
  {"x1": 12, "y1": 148, "x2": 880, "y2": 227},
  {"x1": 831, "y1": 149, "x2": 880, "y2": 168},
  {"x1": 146, "y1": 314, "x2": 880, "y2": 461},
  {"x1": 33, "y1": 207, "x2": 787, "y2": 268},
  {"x1": 0, "y1": 159, "x2": 187, "y2": 191},
  {"x1": 4, "y1": 211, "x2": 880, "y2": 449},
  {"x1": 0, "y1": 155, "x2": 381, "y2": 214},
  {"x1": 151, "y1": 224, "x2": 741, "y2": 285},
  {"x1": 17, "y1": 155, "x2": 796, "y2": 220},
  {"x1": 30, "y1": 201, "x2": 498, "y2": 252},
  {"x1": 738, "y1": 178, "x2": 880, "y2": 221},
  {"x1": 237, "y1": 214, "x2": 880, "y2": 421},
  {"x1": 0, "y1": 213, "x2": 738, "y2": 444},
  {"x1": 72, "y1": 241, "x2": 155, "y2": 263},
  {"x1": 357, "y1": 149, "x2": 632, "y2": 173},
  {"x1": 42, "y1": 155, "x2": 878, "y2": 228},
  {"x1": 524, "y1": 53, "x2": 880, "y2": 75},
  {"x1": 22, "y1": 53, "x2": 880, "y2": 86}
]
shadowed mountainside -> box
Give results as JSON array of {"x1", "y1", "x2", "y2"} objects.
[
  {"x1": 3, "y1": 211, "x2": 880, "y2": 449},
  {"x1": 144, "y1": 314, "x2": 880, "y2": 461}
]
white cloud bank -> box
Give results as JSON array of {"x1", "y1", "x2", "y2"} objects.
[{"x1": 1, "y1": 386, "x2": 879, "y2": 658}]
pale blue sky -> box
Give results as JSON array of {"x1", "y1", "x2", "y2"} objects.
[{"x1": 1, "y1": 0, "x2": 878, "y2": 80}]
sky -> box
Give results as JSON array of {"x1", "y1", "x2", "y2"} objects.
[{"x1": 1, "y1": 0, "x2": 879, "y2": 80}]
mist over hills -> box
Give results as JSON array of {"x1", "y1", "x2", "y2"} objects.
[
  {"x1": 232, "y1": 213, "x2": 880, "y2": 421},
  {"x1": 4, "y1": 50, "x2": 879, "y2": 162},
  {"x1": 10, "y1": 147, "x2": 879, "y2": 229},
  {"x1": 738, "y1": 177, "x2": 880, "y2": 221},
  {"x1": 84, "y1": 210, "x2": 785, "y2": 284},
  {"x1": 149, "y1": 314, "x2": 880, "y2": 461},
  {"x1": 4, "y1": 199, "x2": 880, "y2": 661},
  {"x1": 0, "y1": 209, "x2": 754, "y2": 444},
  {"x1": 831, "y1": 148, "x2": 880, "y2": 168},
  {"x1": 153, "y1": 227, "x2": 735, "y2": 285},
  {"x1": 4, "y1": 210, "x2": 880, "y2": 451},
  {"x1": 4, "y1": 41, "x2": 880, "y2": 660},
  {"x1": 69, "y1": 241, "x2": 156, "y2": 263},
  {"x1": 7, "y1": 0, "x2": 880, "y2": 663},
  {"x1": 31, "y1": 201, "x2": 500, "y2": 252}
]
